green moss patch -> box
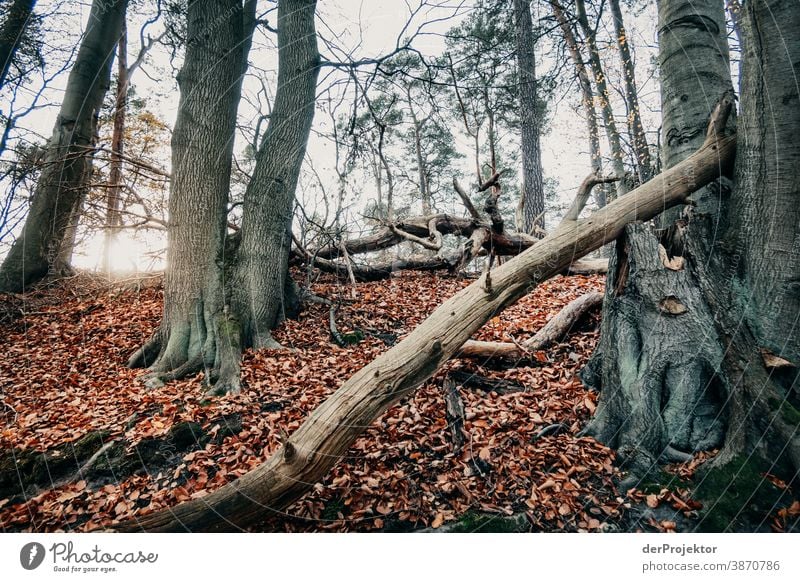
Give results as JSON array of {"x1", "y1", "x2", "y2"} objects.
[{"x1": 694, "y1": 455, "x2": 783, "y2": 532}]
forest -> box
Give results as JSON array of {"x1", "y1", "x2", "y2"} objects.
[{"x1": 0, "y1": 0, "x2": 798, "y2": 534}]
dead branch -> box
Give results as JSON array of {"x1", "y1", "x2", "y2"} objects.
[
  {"x1": 452, "y1": 177, "x2": 481, "y2": 220},
  {"x1": 561, "y1": 171, "x2": 622, "y2": 224},
  {"x1": 458, "y1": 291, "x2": 603, "y2": 359}
]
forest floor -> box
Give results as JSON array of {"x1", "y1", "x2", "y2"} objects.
[{"x1": 0, "y1": 270, "x2": 796, "y2": 533}]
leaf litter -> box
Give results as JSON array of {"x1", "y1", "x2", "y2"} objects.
[{"x1": 0, "y1": 271, "x2": 638, "y2": 532}]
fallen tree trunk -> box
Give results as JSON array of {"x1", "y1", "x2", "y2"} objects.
[
  {"x1": 457, "y1": 291, "x2": 603, "y2": 360},
  {"x1": 312, "y1": 214, "x2": 535, "y2": 260},
  {"x1": 116, "y1": 103, "x2": 734, "y2": 532},
  {"x1": 305, "y1": 252, "x2": 460, "y2": 282},
  {"x1": 565, "y1": 258, "x2": 608, "y2": 275},
  {"x1": 296, "y1": 251, "x2": 608, "y2": 282}
]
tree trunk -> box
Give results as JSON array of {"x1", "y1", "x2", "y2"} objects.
[
  {"x1": 726, "y1": 0, "x2": 799, "y2": 383},
  {"x1": 230, "y1": 0, "x2": 319, "y2": 355},
  {"x1": 116, "y1": 118, "x2": 735, "y2": 531},
  {"x1": 609, "y1": 0, "x2": 652, "y2": 184},
  {"x1": 584, "y1": 0, "x2": 735, "y2": 482},
  {"x1": 513, "y1": 0, "x2": 545, "y2": 234},
  {"x1": 586, "y1": 0, "x2": 800, "y2": 529},
  {"x1": 657, "y1": 0, "x2": 734, "y2": 224},
  {"x1": 551, "y1": 1, "x2": 603, "y2": 207},
  {"x1": 103, "y1": 21, "x2": 128, "y2": 275},
  {"x1": 575, "y1": 0, "x2": 627, "y2": 199},
  {"x1": 0, "y1": 0, "x2": 36, "y2": 90},
  {"x1": 0, "y1": 0, "x2": 127, "y2": 292},
  {"x1": 126, "y1": 0, "x2": 245, "y2": 382}
]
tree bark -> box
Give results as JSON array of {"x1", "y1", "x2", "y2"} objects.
[
  {"x1": 0, "y1": 0, "x2": 36, "y2": 91},
  {"x1": 727, "y1": 0, "x2": 799, "y2": 394},
  {"x1": 657, "y1": 0, "x2": 734, "y2": 224},
  {"x1": 513, "y1": 0, "x2": 545, "y2": 234},
  {"x1": 116, "y1": 117, "x2": 735, "y2": 531},
  {"x1": 585, "y1": 1, "x2": 800, "y2": 520},
  {"x1": 103, "y1": 20, "x2": 128, "y2": 275},
  {"x1": 230, "y1": 0, "x2": 320, "y2": 356},
  {"x1": 584, "y1": 0, "x2": 735, "y2": 484},
  {"x1": 609, "y1": 0, "x2": 652, "y2": 184},
  {"x1": 0, "y1": 0, "x2": 127, "y2": 292},
  {"x1": 126, "y1": 0, "x2": 246, "y2": 383}
]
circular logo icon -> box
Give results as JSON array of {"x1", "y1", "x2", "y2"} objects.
[{"x1": 20, "y1": 542, "x2": 46, "y2": 570}]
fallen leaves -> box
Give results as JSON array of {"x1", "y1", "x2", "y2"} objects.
[{"x1": 0, "y1": 270, "x2": 625, "y2": 532}]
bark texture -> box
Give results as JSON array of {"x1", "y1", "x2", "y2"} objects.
[
  {"x1": 658, "y1": 0, "x2": 733, "y2": 222},
  {"x1": 0, "y1": 0, "x2": 127, "y2": 292},
  {"x1": 116, "y1": 122, "x2": 735, "y2": 531},
  {"x1": 584, "y1": 0, "x2": 735, "y2": 485},
  {"x1": 127, "y1": 0, "x2": 244, "y2": 381},
  {"x1": 586, "y1": 0, "x2": 800, "y2": 515},
  {"x1": 232, "y1": 0, "x2": 320, "y2": 350},
  {"x1": 728, "y1": 0, "x2": 800, "y2": 382},
  {"x1": 513, "y1": 0, "x2": 545, "y2": 234}
]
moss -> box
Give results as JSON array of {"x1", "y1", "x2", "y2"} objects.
[
  {"x1": 68, "y1": 430, "x2": 111, "y2": 463},
  {"x1": 633, "y1": 467, "x2": 689, "y2": 495},
  {"x1": 694, "y1": 455, "x2": 783, "y2": 532},
  {"x1": 168, "y1": 422, "x2": 206, "y2": 449},
  {"x1": 216, "y1": 313, "x2": 242, "y2": 346},
  {"x1": 442, "y1": 512, "x2": 531, "y2": 533},
  {"x1": 779, "y1": 401, "x2": 800, "y2": 426},
  {"x1": 341, "y1": 329, "x2": 365, "y2": 345},
  {"x1": 0, "y1": 431, "x2": 110, "y2": 497},
  {"x1": 321, "y1": 497, "x2": 345, "y2": 521}
]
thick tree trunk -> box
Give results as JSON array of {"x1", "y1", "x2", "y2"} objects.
[
  {"x1": 127, "y1": 0, "x2": 245, "y2": 382},
  {"x1": 586, "y1": 1, "x2": 800, "y2": 528},
  {"x1": 0, "y1": 0, "x2": 36, "y2": 90},
  {"x1": 0, "y1": 0, "x2": 127, "y2": 292},
  {"x1": 103, "y1": 22, "x2": 128, "y2": 275},
  {"x1": 609, "y1": 0, "x2": 652, "y2": 184},
  {"x1": 657, "y1": 0, "x2": 734, "y2": 224},
  {"x1": 584, "y1": 0, "x2": 735, "y2": 484},
  {"x1": 231, "y1": 0, "x2": 319, "y2": 356},
  {"x1": 728, "y1": 0, "x2": 800, "y2": 386},
  {"x1": 116, "y1": 119, "x2": 735, "y2": 531},
  {"x1": 513, "y1": 0, "x2": 545, "y2": 234}
]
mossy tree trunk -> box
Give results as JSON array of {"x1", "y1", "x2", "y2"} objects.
[
  {"x1": 126, "y1": 0, "x2": 248, "y2": 381},
  {"x1": 584, "y1": 0, "x2": 800, "y2": 515}
]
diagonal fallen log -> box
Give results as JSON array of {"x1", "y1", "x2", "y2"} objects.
[
  {"x1": 457, "y1": 291, "x2": 604, "y2": 360},
  {"x1": 116, "y1": 99, "x2": 734, "y2": 532}
]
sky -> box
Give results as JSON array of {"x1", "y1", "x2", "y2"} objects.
[{"x1": 0, "y1": 0, "x2": 666, "y2": 273}]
